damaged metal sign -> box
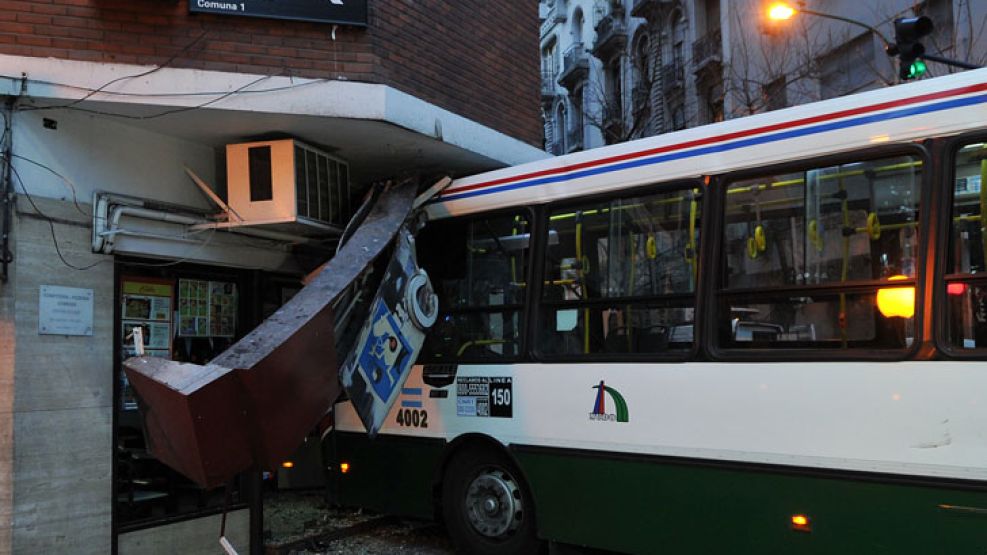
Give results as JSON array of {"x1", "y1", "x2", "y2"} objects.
[
  {"x1": 340, "y1": 226, "x2": 437, "y2": 437},
  {"x1": 123, "y1": 180, "x2": 436, "y2": 488}
]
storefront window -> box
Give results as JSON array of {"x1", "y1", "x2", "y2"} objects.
[{"x1": 115, "y1": 263, "x2": 300, "y2": 528}]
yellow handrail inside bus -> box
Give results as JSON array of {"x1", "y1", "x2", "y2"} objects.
[
  {"x1": 727, "y1": 160, "x2": 923, "y2": 195},
  {"x1": 627, "y1": 229, "x2": 635, "y2": 352},
  {"x1": 981, "y1": 159, "x2": 987, "y2": 265},
  {"x1": 575, "y1": 215, "x2": 590, "y2": 354},
  {"x1": 511, "y1": 215, "x2": 519, "y2": 284},
  {"x1": 457, "y1": 339, "x2": 509, "y2": 357},
  {"x1": 687, "y1": 190, "x2": 698, "y2": 281},
  {"x1": 839, "y1": 173, "x2": 850, "y2": 348}
]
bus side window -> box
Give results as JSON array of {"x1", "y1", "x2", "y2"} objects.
[
  {"x1": 944, "y1": 142, "x2": 987, "y2": 352},
  {"x1": 539, "y1": 187, "x2": 700, "y2": 357},
  {"x1": 418, "y1": 212, "x2": 530, "y2": 361},
  {"x1": 717, "y1": 154, "x2": 923, "y2": 351}
]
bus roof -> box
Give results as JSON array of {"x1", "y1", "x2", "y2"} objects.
[{"x1": 427, "y1": 67, "x2": 987, "y2": 220}]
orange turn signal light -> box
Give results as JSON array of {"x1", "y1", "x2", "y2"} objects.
[
  {"x1": 281, "y1": 461, "x2": 294, "y2": 469},
  {"x1": 791, "y1": 514, "x2": 811, "y2": 532},
  {"x1": 340, "y1": 462, "x2": 350, "y2": 474}
]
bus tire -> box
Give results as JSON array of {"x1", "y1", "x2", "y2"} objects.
[{"x1": 442, "y1": 446, "x2": 541, "y2": 555}]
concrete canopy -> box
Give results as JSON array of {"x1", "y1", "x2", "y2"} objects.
[{"x1": 0, "y1": 55, "x2": 548, "y2": 184}]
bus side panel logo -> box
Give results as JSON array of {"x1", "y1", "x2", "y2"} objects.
[{"x1": 589, "y1": 380, "x2": 629, "y2": 423}]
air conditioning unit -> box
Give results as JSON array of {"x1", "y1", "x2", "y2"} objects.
[{"x1": 226, "y1": 139, "x2": 351, "y2": 235}]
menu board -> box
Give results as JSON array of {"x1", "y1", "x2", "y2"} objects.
[{"x1": 178, "y1": 279, "x2": 237, "y2": 337}]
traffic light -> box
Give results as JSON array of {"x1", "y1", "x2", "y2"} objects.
[{"x1": 890, "y1": 16, "x2": 934, "y2": 80}]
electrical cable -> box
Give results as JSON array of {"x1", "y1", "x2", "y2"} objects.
[
  {"x1": 13, "y1": 161, "x2": 224, "y2": 269},
  {"x1": 9, "y1": 163, "x2": 104, "y2": 271},
  {"x1": 17, "y1": 30, "x2": 211, "y2": 113},
  {"x1": 21, "y1": 75, "x2": 273, "y2": 121},
  {"x1": 120, "y1": 227, "x2": 219, "y2": 268},
  {"x1": 3, "y1": 74, "x2": 330, "y2": 99},
  {"x1": 0, "y1": 109, "x2": 7, "y2": 153},
  {"x1": 5, "y1": 153, "x2": 88, "y2": 216}
]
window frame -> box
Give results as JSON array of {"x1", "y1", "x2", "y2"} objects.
[
  {"x1": 530, "y1": 178, "x2": 707, "y2": 363},
  {"x1": 418, "y1": 205, "x2": 538, "y2": 365},
  {"x1": 934, "y1": 131, "x2": 987, "y2": 360},
  {"x1": 704, "y1": 143, "x2": 932, "y2": 362}
]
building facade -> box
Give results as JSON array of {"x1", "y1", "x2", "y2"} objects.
[
  {"x1": 0, "y1": 2, "x2": 545, "y2": 554},
  {"x1": 540, "y1": 0, "x2": 987, "y2": 152}
]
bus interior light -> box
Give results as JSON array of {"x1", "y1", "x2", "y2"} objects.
[
  {"x1": 281, "y1": 461, "x2": 294, "y2": 468},
  {"x1": 876, "y1": 275, "x2": 915, "y2": 318},
  {"x1": 947, "y1": 283, "x2": 968, "y2": 296},
  {"x1": 791, "y1": 514, "x2": 811, "y2": 532},
  {"x1": 340, "y1": 462, "x2": 351, "y2": 474}
]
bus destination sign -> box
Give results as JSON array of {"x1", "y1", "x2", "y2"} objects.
[{"x1": 190, "y1": 0, "x2": 368, "y2": 26}]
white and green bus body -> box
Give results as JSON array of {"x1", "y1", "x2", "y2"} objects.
[{"x1": 327, "y1": 68, "x2": 987, "y2": 554}]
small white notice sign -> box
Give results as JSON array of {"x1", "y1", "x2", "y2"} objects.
[{"x1": 39, "y1": 285, "x2": 94, "y2": 336}]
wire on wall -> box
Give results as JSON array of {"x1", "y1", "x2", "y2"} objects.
[
  {"x1": 8, "y1": 162, "x2": 103, "y2": 271},
  {"x1": 8, "y1": 153, "x2": 88, "y2": 217},
  {"x1": 15, "y1": 75, "x2": 274, "y2": 121},
  {"x1": 1, "y1": 75, "x2": 331, "y2": 100},
  {"x1": 17, "y1": 29, "x2": 212, "y2": 114}
]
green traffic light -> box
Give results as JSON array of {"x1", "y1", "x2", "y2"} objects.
[{"x1": 907, "y1": 59, "x2": 927, "y2": 79}]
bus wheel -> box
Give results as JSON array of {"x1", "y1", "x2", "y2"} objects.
[{"x1": 442, "y1": 446, "x2": 540, "y2": 555}]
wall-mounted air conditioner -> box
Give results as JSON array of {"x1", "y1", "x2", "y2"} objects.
[{"x1": 226, "y1": 139, "x2": 350, "y2": 235}]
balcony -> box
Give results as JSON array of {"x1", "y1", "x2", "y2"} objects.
[
  {"x1": 540, "y1": 4, "x2": 567, "y2": 36},
  {"x1": 632, "y1": 82, "x2": 651, "y2": 114},
  {"x1": 591, "y1": 13, "x2": 628, "y2": 61},
  {"x1": 566, "y1": 126, "x2": 583, "y2": 153},
  {"x1": 660, "y1": 60, "x2": 685, "y2": 94},
  {"x1": 692, "y1": 28, "x2": 722, "y2": 75},
  {"x1": 558, "y1": 43, "x2": 589, "y2": 91},
  {"x1": 630, "y1": 0, "x2": 673, "y2": 19},
  {"x1": 541, "y1": 70, "x2": 558, "y2": 106},
  {"x1": 601, "y1": 99, "x2": 623, "y2": 141}
]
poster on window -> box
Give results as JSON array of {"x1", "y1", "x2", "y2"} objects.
[
  {"x1": 121, "y1": 320, "x2": 171, "y2": 350},
  {"x1": 119, "y1": 278, "x2": 175, "y2": 411},
  {"x1": 178, "y1": 279, "x2": 237, "y2": 337},
  {"x1": 120, "y1": 278, "x2": 174, "y2": 354}
]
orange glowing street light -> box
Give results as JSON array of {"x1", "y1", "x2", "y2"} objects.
[
  {"x1": 767, "y1": 2, "x2": 796, "y2": 21},
  {"x1": 765, "y1": 1, "x2": 892, "y2": 49},
  {"x1": 766, "y1": 0, "x2": 980, "y2": 80}
]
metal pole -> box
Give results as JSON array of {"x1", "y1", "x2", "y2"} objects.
[
  {"x1": 248, "y1": 469, "x2": 263, "y2": 555},
  {"x1": 920, "y1": 53, "x2": 983, "y2": 70},
  {"x1": 1, "y1": 94, "x2": 15, "y2": 283},
  {"x1": 798, "y1": 8, "x2": 893, "y2": 48}
]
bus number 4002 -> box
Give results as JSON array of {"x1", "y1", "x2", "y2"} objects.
[{"x1": 396, "y1": 408, "x2": 428, "y2": 428}]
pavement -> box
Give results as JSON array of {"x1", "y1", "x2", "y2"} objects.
[
  {"x1": 264, "y1": 491, "x2": 453, "y2": 555},
  {"x1": 263, "y1": 490, "x2": 616, "y2": 555}
]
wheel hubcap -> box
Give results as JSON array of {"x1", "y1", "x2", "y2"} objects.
[{"x1": 464, "y1": 468, "x2": 521, "y2": 538}]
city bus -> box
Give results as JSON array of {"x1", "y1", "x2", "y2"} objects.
[{"x1": 325, "y1": 68, "x2": 987, "y2": 554}]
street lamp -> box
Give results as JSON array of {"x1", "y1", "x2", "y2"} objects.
[
  {"x1": 766, "y1": 2, "x2": 891, "y2": 48},
  {"x1": 766, "y1": 1, "x2": 980, "y2": 80}
]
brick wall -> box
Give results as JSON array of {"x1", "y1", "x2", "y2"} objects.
[
  {"x1": 0, "y1": 0, "x2": 542, "y2": 145},
  {"x1": 373, "y1": 2, "x2": 542, "y2": 146}
]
